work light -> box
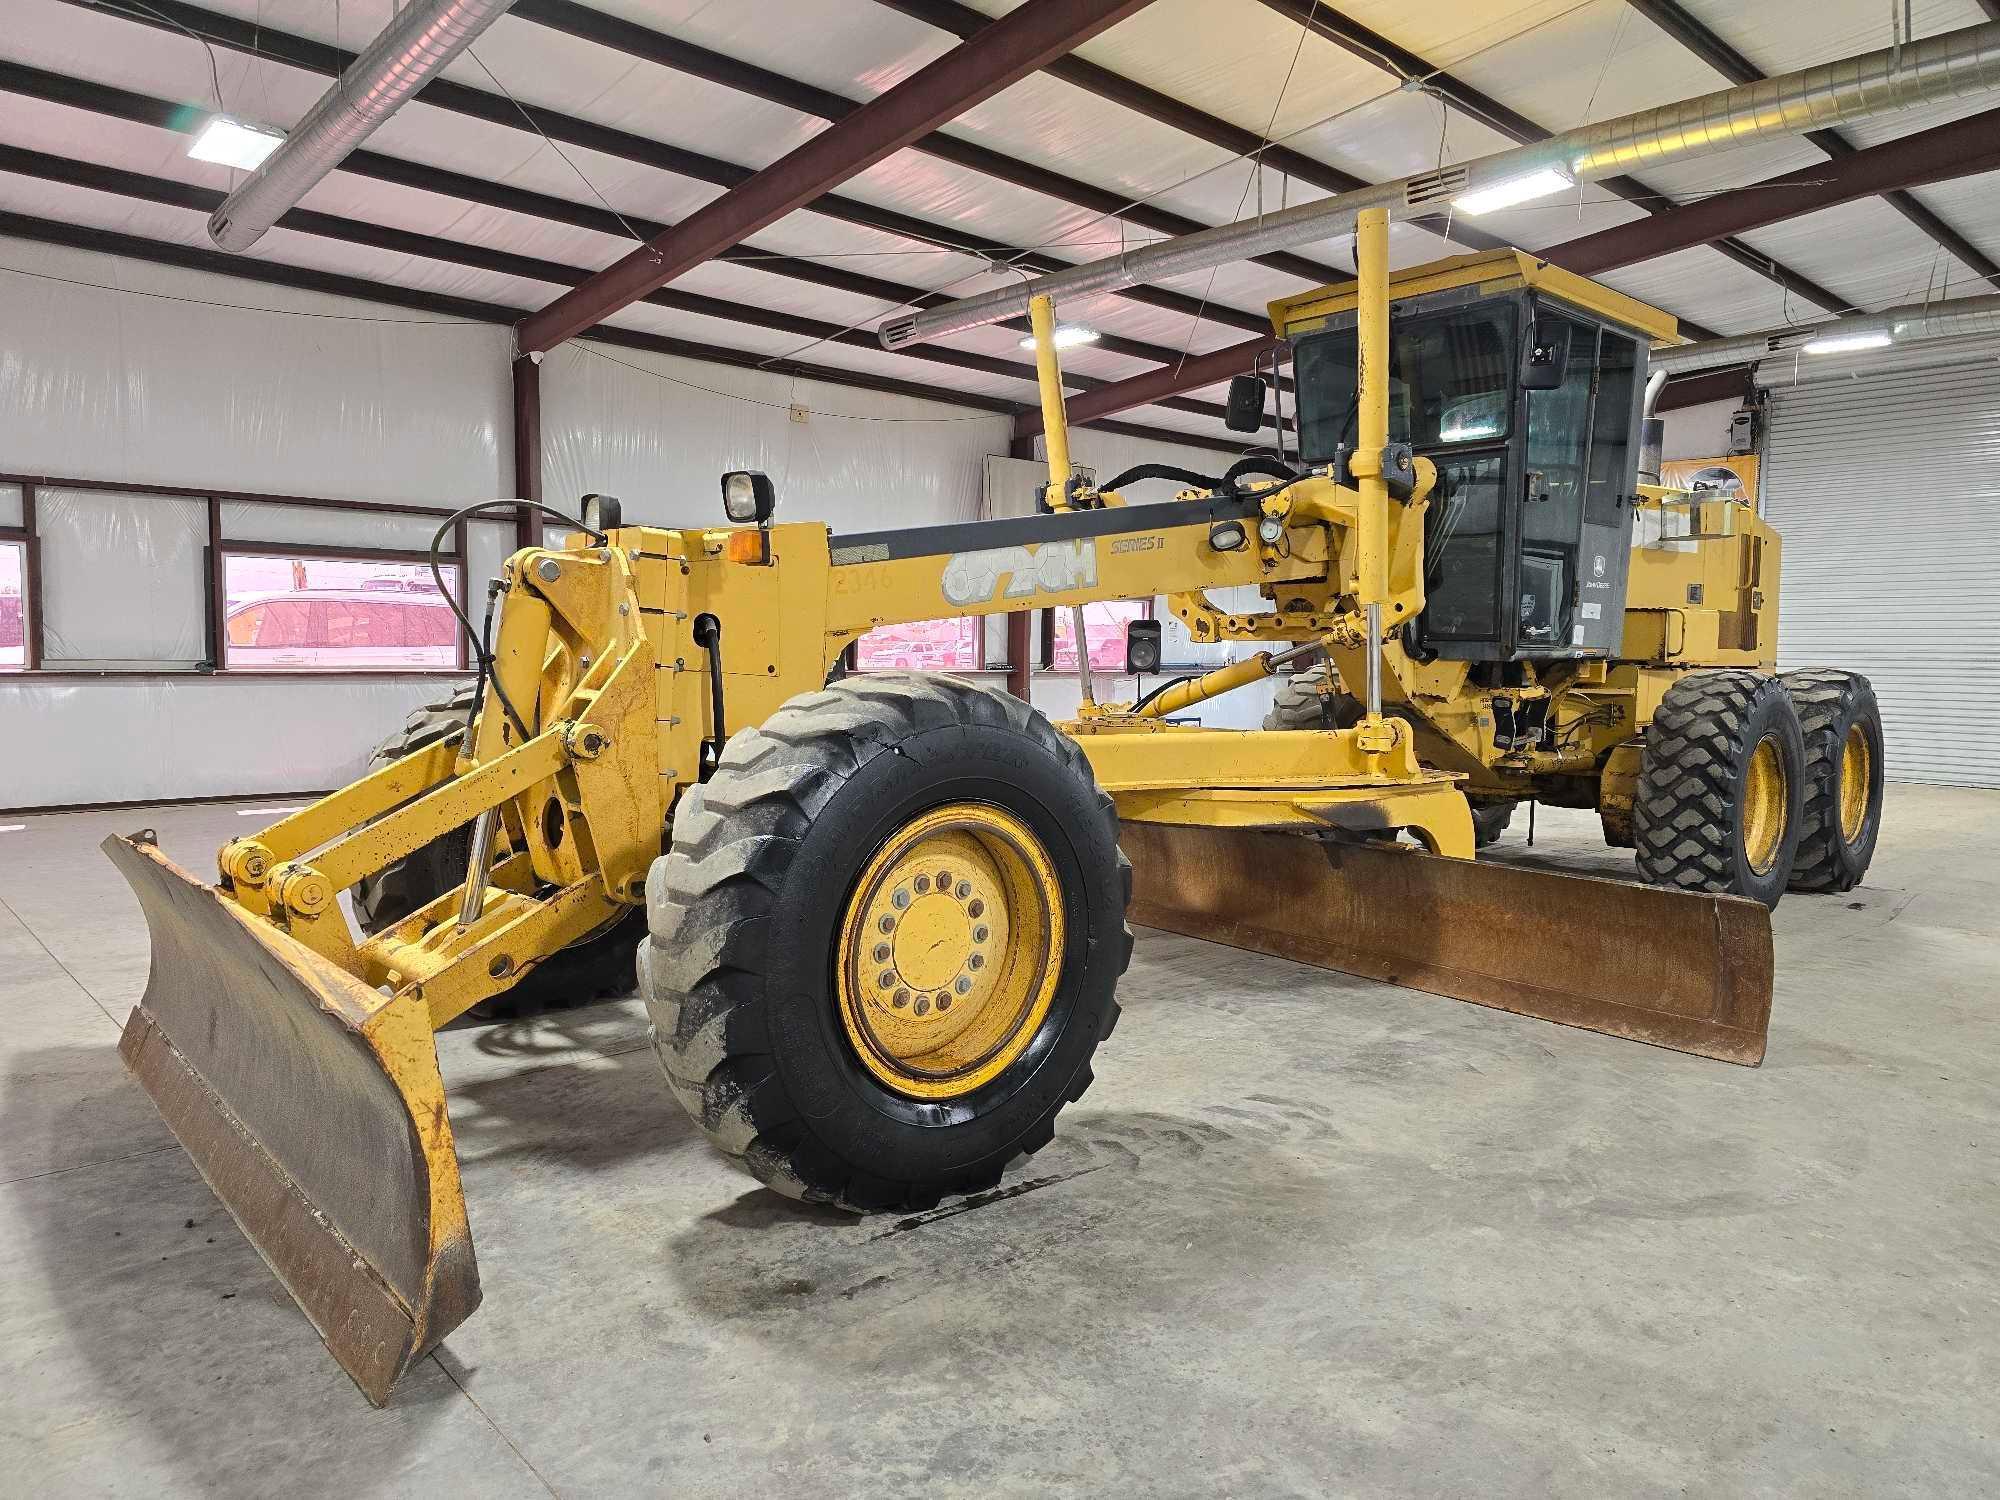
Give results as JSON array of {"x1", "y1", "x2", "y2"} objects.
[{"x1": 721, "y1": 471, "x2": 776, "y2": 525}]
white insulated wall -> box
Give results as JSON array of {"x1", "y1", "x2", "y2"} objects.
[
  {"x1": 0, "y1": 241, "x2": 1027, "y2": 807},
  {"x1": 540, "y1": 342, "x2": 1009, "y2": 532},
  {"x1": 0, "y1": 239, "x2": 517, "y2": 806}
]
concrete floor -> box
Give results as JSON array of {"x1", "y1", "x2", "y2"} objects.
[{"x1": 3, "y1": 785, "x2": 1996, "y2": 1497}]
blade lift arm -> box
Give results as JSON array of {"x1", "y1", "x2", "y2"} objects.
[{"x1": 214, "y1": 545, "x2": 663, "y2": 1027}]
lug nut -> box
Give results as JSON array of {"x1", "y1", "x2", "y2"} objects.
[
  {"x1": 968, "y1": 899, "x2": 985, "y2": 918},
  {"x1": 878, "y1": 971, "x2": 896, "y2": 989},
  {"x1": 914, "y1": 996, "x2": 931, "y2": 1016},
  {"x1": 873, "y1": 943, "x2": 891, "y2": 963},
  {"x1": 891, "y1": 888, "x2": 911, "y2": 910},
  {"x1": 955, "y1": 881, "x2": 972, "y2": 900},
  {"x1": 937, "y1": 995, "x2": 953, "y2": 1012},
  {"x1": 878, "y1": 915, "x2": 896, "y2": 934},
  {"x1": 968, "y1": 953, "x2": 984, "y2": 971},
  {"x1": 913, "y1": 874, "x2": 931, "y2": 894},
  {"x1": 954, "y1": 976, "x2": 972, "y2": 995},
  {"x1": 973, "y1": 925, "x2": 989, "y2": 944},
  {"x1": 892, "y1": 988, "x2": 910, "y2": 1008}
]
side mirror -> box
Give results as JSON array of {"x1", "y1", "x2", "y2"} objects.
[
  {"x1": 1521, "y1": 319, "x2": 1571, "y2": 391},
  {"x1": 1125, "y1": 619, "x2": 1163, "y2": 675},
  {"x1": 1224, "y1": 374, "x2": 1268, "y2": 433}
]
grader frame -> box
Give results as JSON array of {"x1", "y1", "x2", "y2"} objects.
[{"x1": 108, "y1": 210, "x2": 1773, "y2": 1405}]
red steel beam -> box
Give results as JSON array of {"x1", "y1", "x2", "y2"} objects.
[
  {"x1": 511, "y1": 354, "x2": 543, "y2": 549},
  {"x1": 515, "y1": 0, "x2": 1162, "y2": 354},
  {"x1": 1547, "y1": 106, "x2": 2000, "y2": 278},
  {"x1": 1021, "y1": 105, "x2": 2000, "y2": 436}
]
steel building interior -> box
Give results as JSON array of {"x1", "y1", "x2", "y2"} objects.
[{"x1": 1, "y1": 0, "x2": 1997, "y2": 1494}]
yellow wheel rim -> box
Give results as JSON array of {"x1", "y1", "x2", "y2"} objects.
[
  {"x1": 836, "y1": 803, "x2": 1064, "y2": 1100},
  {"x1": 1839, "y1": 723, "x2": 1872, "y2": 844},
  {"x1": 1742, "y1": 734, "x2": 1789, "y2": 876}
]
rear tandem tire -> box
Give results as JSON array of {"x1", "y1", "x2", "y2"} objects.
[
  {"x1": 639, "y1": 672, "x2": 1130, "y2": 1212},
  {"x1": 1263, "y1": 663, "x2": 1364, "y2": 731},
  {"x1": 1634, "y1": 669, "x2": 1806, "y2": 907},
  {"x1": 1470, "y1": 801, "x2": 1516, "y2": 849},
  {"x1": 350, "y1": 684, "x2": 643, "y2": 1020},
  {"x1": 1780, "y1": 669, "x2": 1884, "y2": 892}
]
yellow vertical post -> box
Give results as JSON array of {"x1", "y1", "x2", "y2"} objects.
[
  {"x1": 1354, "y1": 206, "x2": 1390, "y2": 607},
  {"x1": 1029, "y1": 292, "x2": 1095, "y2": 706},
  {"x1": 1030, "y1": 293, "x2": 1073, "y2": 499},
  {"x1": 1353, "y1": 205, "x2": 1390, "y2": 725}
]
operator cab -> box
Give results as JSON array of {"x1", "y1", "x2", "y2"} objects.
[{"x1": 1264, "y1": 250, "x2": 1677, "y2": 665}]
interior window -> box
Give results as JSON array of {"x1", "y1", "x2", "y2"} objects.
[
  {"x1": 855, "y1": 616, "x2": 981, "y2": 672},
  {"x1": 0, "y1": 540, "x2": 27, "y2": 671},
  {"x1": 1052, "y1": 600, "x2": 1150, "y2": 673},
  {"x1": 221, "y1": 553, "x2": 461, "y2": 670}
]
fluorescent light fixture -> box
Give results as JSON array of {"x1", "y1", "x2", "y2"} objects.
[
  {"x1": 1452, "y1": 166, "x2": 1573, "y2": 216},
  {"x1": 1019, "y1": 325, "x2": 1100, "y2": 351},
  {"x1": 188, "y1": 116, "x2": 286, "y2": 171},
  {"x1": 1801, "y1": 329, "x2": 1892, "y2": 355}
]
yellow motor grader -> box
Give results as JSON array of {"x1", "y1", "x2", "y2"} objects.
[
  {"x1": 110, "y1": 212, "x2": 1779, "y2": 1405},
  {"x1": 1245, "y1": 251, "x2": 1885, "y2": 904}
]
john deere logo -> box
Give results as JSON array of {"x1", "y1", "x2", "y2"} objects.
[{"x1": 941, "y1": 540, "x2": 1098, "y2": 607}]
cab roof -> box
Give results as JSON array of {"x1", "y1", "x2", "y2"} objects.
[{"x1": 1267, "y1": 248, "x2": 1682, "y2": 346}]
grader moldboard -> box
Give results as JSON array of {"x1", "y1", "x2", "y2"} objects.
[{"x1": 112, "y1": 212, "x2": 1786, "y2": 1405}]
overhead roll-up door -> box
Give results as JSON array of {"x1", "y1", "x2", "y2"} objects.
[{"x1": 1761, "y1": 364, "x2": 2000, "y2": 787}]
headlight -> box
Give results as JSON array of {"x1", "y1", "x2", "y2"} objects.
[
  {"x1": 721, "y1": 470, "x2": 776, "y2": 525},
  {"x1": 1208, "y1": 519, "x2": 1248, "y2": 552}
]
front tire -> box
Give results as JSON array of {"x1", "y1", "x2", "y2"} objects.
[
  {"x1": 640, "y1": 673, "x2": 1130, "y2": 1212},
  {"x1": 1634, "y1": 670, "x2": 1805, "y2": 907},
  {"x1": 1781, "y1": 669, "x2": 1884, "y2": 891}
]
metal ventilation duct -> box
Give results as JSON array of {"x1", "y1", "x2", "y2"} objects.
[
  {"x1": 880, "y1": 20, "x2": 2000, "y2": 349},
  {"x1": 207, "y1": 0, "x2": 519, "y2": 253},
  {"x1": 1650, "y1": 294, "x2": 2000, "y2": 375}
]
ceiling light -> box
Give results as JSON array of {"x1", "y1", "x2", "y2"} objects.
[
  {"x1": 188, "y1": 116, "x2": 286, "y2": 171},
  {"x1": 1800, "y1": 329, "x2": 1892, "y2": 355},
  {"x1": 1019, "y1": 325, "x2": 1100, "y2": 351},
  {"x1": 1452, "y1": 166, "x2": 1573, "y2": 216}
]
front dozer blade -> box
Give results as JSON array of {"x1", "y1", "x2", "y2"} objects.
[
  {"x1": 105, "y1": 834, "x2": 479, "y2": 1404},
  {"x1": 1121, "y1": 823, "x2": 1773, "y2": 1065}
]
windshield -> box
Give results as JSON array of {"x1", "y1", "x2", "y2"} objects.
[{"x1": 1292, "y1": 302, "x2": 1517, "y2": 461}]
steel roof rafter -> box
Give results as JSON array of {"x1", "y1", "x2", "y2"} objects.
[
  {"x1": 1625, "y1": 0, "x2": 2000, "y2": 292},
  {"x1": 48, "y1": 0, "x2": 1280, "y2": 339},
  {"x1": 1256, "y1": 0, "x2": 1858, "y2": 314},
  {"x1": 514, "y1": 0, "x2": 1185, "y2": 353},
  {"x1": 1017, "y1": 102, "x2": 2000, "y2": 434},
  {"x1": 0, "y1": 136, "x2": 1252, "y2": 427},
  {"x1": 0, "y1": 207, "x2": 1249, "y2": 452}
]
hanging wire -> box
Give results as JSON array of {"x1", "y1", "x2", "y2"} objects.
[
  {"x1": 1172, "y1": 0, "x2": 1320, "y2": 376},
  {"x1": 0, "y1": 263, "x2": 496, "y2": 325},
  {"x1": 574, "y1": 342, "x2": 1005, "y2": 423},
  {"x1": 81, "y1": 0, "x2": 226, "y2": 112}
]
